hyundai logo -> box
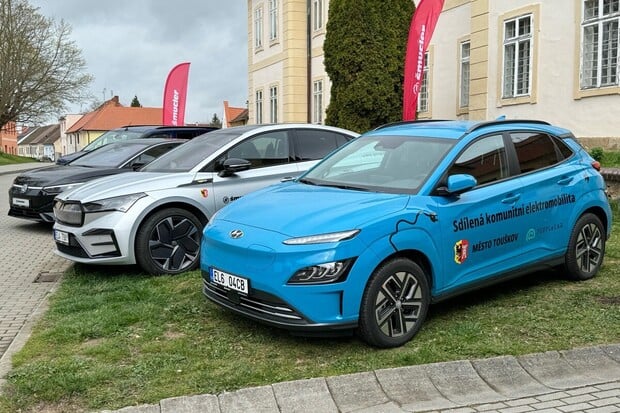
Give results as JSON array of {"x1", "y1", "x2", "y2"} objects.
[{"x1": 230, "y1": 230, "x2": 244, "y2": 239}]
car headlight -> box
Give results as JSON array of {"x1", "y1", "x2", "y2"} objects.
[
  {"x1": 287, "y1": 258, "x2": 356, "y2": 284},
  {"x1": 53, "y1": 200, "x2": 83, "y2": 225},
  {"x1": 283, "y1": 229, "x2": 360, "y2": 245},
  {"x1": 42, "y1": 182, "x2": 85, "y2": 195},
  {"x1": 82, "y1": 193, "x2": 147, "y2": 213}
]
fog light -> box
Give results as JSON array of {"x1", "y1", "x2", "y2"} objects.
[{"x1": 287, "y1": 258, "x2": 355, "y2": 285}]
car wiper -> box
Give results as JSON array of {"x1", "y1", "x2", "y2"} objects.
[
  {"x1": 318, "y1": 183, "x2": 370, "y2": 192},
  {"x1": 298, "y1": 178, "x2": 318, "y2": 185}
]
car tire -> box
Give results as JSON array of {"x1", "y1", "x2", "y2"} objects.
[
  {"x1": 135, "y1": 208, "x2": 203, "y2": 275},
  {"x1": 564, "y1": 213, "x2": 606, "y2": 281},
  {"x1": 358, "y1": 258, "x2": 430, "y2": 348}
]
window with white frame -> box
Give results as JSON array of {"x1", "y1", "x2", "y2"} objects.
[
  {"x1": 256, "y1": 90, "x2": 263, "y2": 124},
  {"x1": 581, "y1": 0, "x2": 619, "y2": 89},
  {"x1": 269, "y1": 0, "x2": 278, "y2": 41},
  {"x1": 313, "y1": 80, "x2": 324, "y2": 124},
  {"x1": 254, "y1": 7, "x2": 263, "y2": 49},
  {"x1": 502, "y1": 14, "x2": 532, "y2": 98},
  {"x1": 313, "y1": 0, "x2": 324, "y2": 31},
  {"x1": 460, "y1": 41, "x2": 471, "y2": 108},
  {"x1": 269, "y1": 86, "x2": 278, "y2": 123},
  {"x1": 417, "y1": 53, "x2": 430, "y2": 113}
]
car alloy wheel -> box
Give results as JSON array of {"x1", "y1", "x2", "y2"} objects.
[
  {"x1": 359, "y1": 258, "x2": 430, "y2": 348},
  {"x1": 135, "y1": 208, "x2": 202, "y2": 275},
  {"x1": 565, "y1": 213, "x2": 605, "y2": 281}
]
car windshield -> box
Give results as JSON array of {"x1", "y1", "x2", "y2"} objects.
[
  {"x1": 82, "y1": 129, "x2": 147, "y2": 152},
  {"x1": 70, "y1": 141, "x2": 154, "y2": 168},
  {"x1": 142, "y1": 129, "x2": 248, "y2": 172},
  {"x1": 300, "y1": 135, "x2": 454, "y2": 194}
]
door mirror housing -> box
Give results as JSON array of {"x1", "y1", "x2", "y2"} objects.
[
  {"x1": 218, "y1": 158, "x2": 252, "y2": 177},
  {"x1": 437, "y1": 174, "x2": 477, "y2": 196}
]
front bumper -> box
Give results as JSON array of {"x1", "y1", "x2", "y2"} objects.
[
  {"x1": 8, "y1": 188, "x2": 55, "y2": 223},
  {"x1": 53, "y1": 206, "x2": 144, "y2": 265},
  {"x1": 202, "y1": 271, "x2": 357, "y2": 333}
]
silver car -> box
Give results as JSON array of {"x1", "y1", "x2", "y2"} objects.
[{"x1": 52, "y1": 124, "x2": 359, "y2": 275}]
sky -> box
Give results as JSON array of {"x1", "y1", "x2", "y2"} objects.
[{"x1": 29, "y1": 0, "x2": 248, "y2": 125}]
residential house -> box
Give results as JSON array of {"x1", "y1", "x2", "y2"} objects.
[
  {"x1": 58, "y1": 114, "x2": 84, "y2": 157},
  {"x1": 64, "y1": 96, "x2": 163, "y2": 153},
  {"x1": 0, "y1": 122, "x2": 18, "y2": 155},
  {"x1": 222, "y1": 101, "x2": 249, "y2": 128},
  {"x1": 247, "y1": 0, "x2": 331, "y2": 125},
  {"x1": 17, "y1": 124, "x2": 60, "y2": 161}
]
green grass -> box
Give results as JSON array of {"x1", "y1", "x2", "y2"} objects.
[
  {"x1": 0, "y1": 152, "x2": 38, "y2": 166},
  {"x1": 601, "y1": 151, "x2": 620, "y2": 168},
  {"x1": 1, "y1": 225, "x2": 620, "y2": 412}
]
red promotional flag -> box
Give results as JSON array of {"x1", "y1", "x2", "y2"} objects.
[
  {"x1": 162, "y1": 62, "x2": 191, "y2": 126},
  {"x1": 403, "y1": 0, "x2": 444, "y2": 120}
]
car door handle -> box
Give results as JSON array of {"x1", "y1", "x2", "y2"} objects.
[
  {"x1": 557, "y1": 176, "x2": 572, "y2": 185},
  {"x1": 502, "y1": 194, "x2": 521, "y2": 204}
]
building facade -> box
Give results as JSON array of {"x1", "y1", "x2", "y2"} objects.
[
  {"x1": 421, "y1": 0, "x2": 619, "y2": 144},
  {"x1": 0, "y1": 122, "x2": 18, "y2": 155},
  {"x1": 247, "y1": 0, "x2": 331, "y2": 124},
  {"x1": 247, "y1": 0, "x2": 619, "y2": 144}
]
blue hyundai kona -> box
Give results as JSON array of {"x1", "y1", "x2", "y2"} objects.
[{"x1": 200, "y1": 119, "x2": 611, "y2": 348}]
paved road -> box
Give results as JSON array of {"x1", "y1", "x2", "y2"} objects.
[{"x1": 0, "y1": 165, "x2": 71, "y2": 387}]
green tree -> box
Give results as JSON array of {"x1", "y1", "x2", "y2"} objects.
[
  {"x1": 209, "y1": 113, "x2": 222, "y2": 128},
  {"x1": 324, "y1": 0, "x2": 414, "y2": 132},
  {"x1": 130, "y1": 95, "x2": 142, "y2": 107},
  {"x1": 0, "y1": 0, "x2": 93, "y2": 126}
]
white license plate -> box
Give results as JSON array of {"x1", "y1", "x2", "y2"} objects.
[
  {"x1": 54, "y1": 229, "x2": 69, "y2": 245},
  {"x1": 210, "y1": 268, "x2": 249, "y2": 295},
  {"x1": 12, "y1": 198, "x2": 29, "y2": 207}
]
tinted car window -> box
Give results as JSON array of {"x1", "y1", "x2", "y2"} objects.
[
  {"x1": 448, "y1": 134, "x2": 508, "y2": 186},
  {"x1": 176, "y1": 130, "x2": 210, "y2": 139},
  {"x1": 511, "y1": 132, "x2": 560, "y2": 173},
  {"x1": 226, "y1": 131, "x2": 289, "y2": 168},
  {"x1": 295, "y1": 130, "x2": 349, "y2": 161}
]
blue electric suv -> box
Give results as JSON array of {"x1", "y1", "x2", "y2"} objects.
[{"x1": 200, "y1": 119, "x2": 611, "y2": 348}]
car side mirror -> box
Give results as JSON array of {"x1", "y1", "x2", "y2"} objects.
[
  {"x1": 218, "y1": 158, "x2": 252, "y2": 177},
  {"x1": 437, "y1": 174, "x2": 477, "y2": 196}
]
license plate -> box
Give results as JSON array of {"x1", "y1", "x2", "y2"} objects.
[
  {"x1": 54, "y1": 229, "x2": 69, "y2": 245},
  {"x1": 12, "y1": 198, "x2": 29, "y2": 207},
  {"x1": 210, "y1": 268, "x2": 249, "y2": 295}
]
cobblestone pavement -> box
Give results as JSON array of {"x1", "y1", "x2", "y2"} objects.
[{"x1": 0, "y1": 166, "x2": 71, "y2": 383}]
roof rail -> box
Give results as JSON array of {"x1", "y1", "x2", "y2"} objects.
[
  {"x1": 465, "y1": 119, "x2": 551, "y2": 134},
  {"x1": 373, "y1": 119, "x2": 451, "y2": 131}
]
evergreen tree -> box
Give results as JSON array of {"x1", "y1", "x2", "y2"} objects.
[
  {"x1": 209, "y1": 113, "x2": 222, "y2": 128},
  {"x1": 324, "y1": 0, "x2": 414, "y2": 132},
  {"x1": 130, "y1": 95, "x2": 141, "y2": 107}
]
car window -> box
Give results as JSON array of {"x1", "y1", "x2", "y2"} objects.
[
  {"x1": 147, "y1": 132, "x2": 173, "y2": 139},
  {"x1": 143, "y1": 129, "x2": 247, "y2": 172},
  {"x1": 304, "y1": 135, "x2": 453, "y2": 194},
  {"x1": 294, "y1": 130, "x2": 350, "y2": 161},
  {"x1": 71, "y1": 142, "x2": 154, "y2": 168},
  {"x1": 448, "y1": 134, "x2": 509, "y2": 186},
  {"x1": 124, "y1": 143, "x2": 181, "y2": 169},
  {"x1": 176, "y1": 130, "x2": 209, "y2": 139},
  {"x1": 225, "y1": 131, "x2": 290, "y2": 168},
  {"x1": 510, "y1": 132, "x2": 562, "y2": 173},
  {"x1": 83, "y1": 130, "x2": 144, "y2": 151}
]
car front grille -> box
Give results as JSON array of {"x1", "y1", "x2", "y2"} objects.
[{"x1": 203, "y1": 279, "x2": 308, "y2": 325}]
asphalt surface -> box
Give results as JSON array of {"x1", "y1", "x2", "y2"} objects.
[{"x1": 0, "y1": 162, "x2": 618, "y2": 413}]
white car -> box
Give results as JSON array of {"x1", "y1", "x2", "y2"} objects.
[{"x1": 52, "y1": 124, "x2": 359, "y2": 275}]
